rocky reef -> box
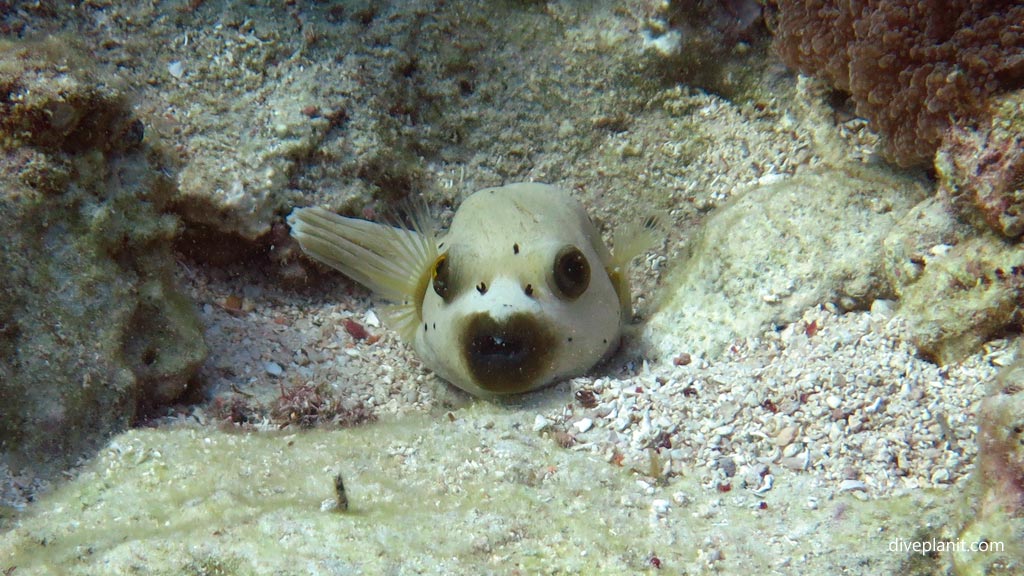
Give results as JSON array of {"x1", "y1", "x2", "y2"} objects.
[
  {"x1": 640, "y1": 0, "x2": 773, "y2": 101},
  {"x1": 0, "y1": 1, "x2": 1021, "y2": 574},
  {"x1": 760, "y1": 0, "x2": 1024, "y2": 366},
  {"x1": 878, "y1": 89, "x2": 1024, "y2": 365}
]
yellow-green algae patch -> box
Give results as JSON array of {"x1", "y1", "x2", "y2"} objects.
[{"x1": 1, "y1": 404, "x2": 965, "y2": 574}]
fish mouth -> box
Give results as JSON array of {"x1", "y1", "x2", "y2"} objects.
[{"x1": 461, "y1": 312, "x2": 557, "y2": 394}]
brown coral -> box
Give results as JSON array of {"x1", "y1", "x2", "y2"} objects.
[{"x1": 770, "y1": 0, "x2": 1024, "y2": 166}]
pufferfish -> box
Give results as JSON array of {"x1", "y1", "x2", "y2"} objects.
[{"x1": 287, "y1": 182, "x2": 655, "y2": 397}]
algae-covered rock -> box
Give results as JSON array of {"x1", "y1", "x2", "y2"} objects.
[
  {"x1": 895, "y1": 235, "x2": 1023, "y2": 365},
  {"x1": 645, "y1": 166, "x2": 927, "y2": 360},
  {"x1": 882, "y1": 177, "x2": 1023, "y2": 366},
  {"x1": 879, "y1": 90, "x2": 1024, "y2": 366},
  {"x1": 0, "y1": 39, "x2": 206, "y2": 476}
]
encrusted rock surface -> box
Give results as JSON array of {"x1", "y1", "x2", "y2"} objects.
[
  {"x1": 895, "y1": 234, "x2": 1024, "y2": 365},
  {"x1": 955, "y1": 347, "x2": 1024, "y2": 575},
  {"x1": 882, "y1": 196, "x2": 972, "y2": 297},
  {"x1": 937, "y1": 90, "x2": 1024, "y2": 240},
  {"x1": 646, "y1": 166, "x2": 927, "y2": 360}
]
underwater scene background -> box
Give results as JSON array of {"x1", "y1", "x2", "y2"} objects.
[{"x1": 1, "y1": 0, "x2": 1023, "y2": 573}]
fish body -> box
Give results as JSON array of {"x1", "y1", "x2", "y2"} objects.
[{"x1": 288, "y1": 182, "x2": 651, "y2": 397}]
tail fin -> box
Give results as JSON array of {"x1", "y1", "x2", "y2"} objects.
[{"x1": 287, "y1": 206, "x2": 438, "y2": 341}]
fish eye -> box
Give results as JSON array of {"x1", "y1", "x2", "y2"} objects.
[
  {"x1": 432, "y1": 253, "x2": 452, "y2": 301},
  {"x1": 552, "y1": 245, "x2": 590, "y2": 300}
]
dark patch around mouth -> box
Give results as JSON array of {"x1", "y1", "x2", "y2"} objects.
[{"x1": 461, "y1": 312, "x2": 558, "y2": 394}]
